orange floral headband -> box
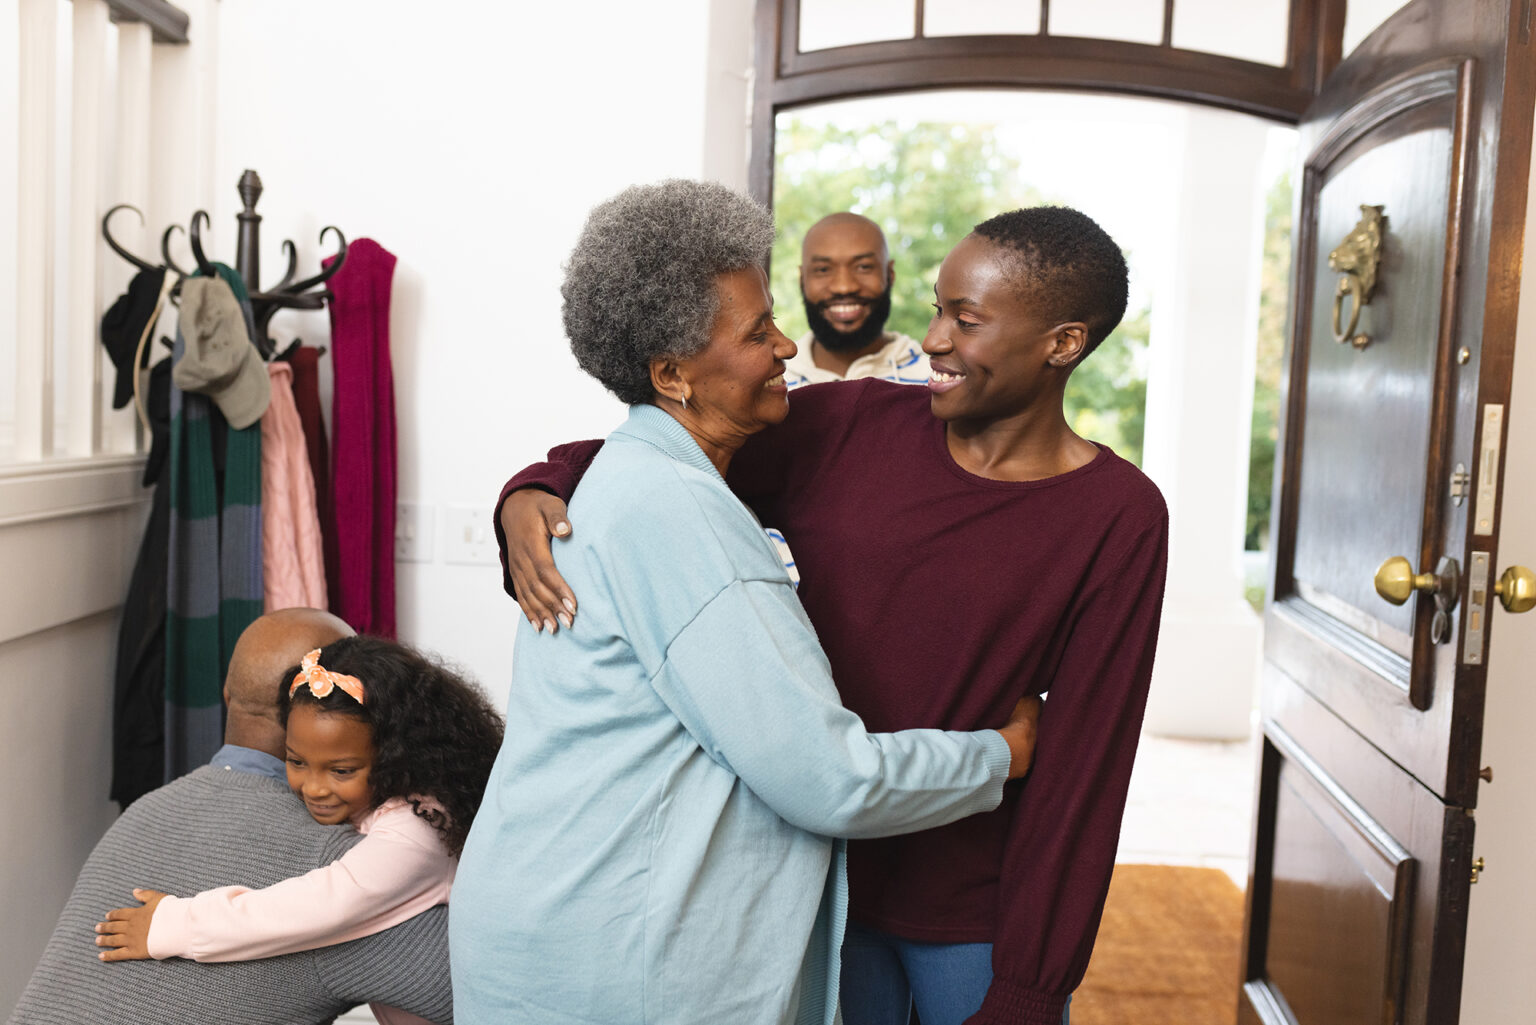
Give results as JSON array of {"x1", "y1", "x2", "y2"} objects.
[{"x1": 289, "y1": 649, "x2": 366, "y2": 705}]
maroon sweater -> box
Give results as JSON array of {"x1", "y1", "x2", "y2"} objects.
[{"x1": 496, "y1": 380, "x2": 1168, "y2": 1025}]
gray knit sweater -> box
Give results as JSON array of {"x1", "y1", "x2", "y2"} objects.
[{"x1": 9, "y1": 765, "x2": 452, "y2": 1024}]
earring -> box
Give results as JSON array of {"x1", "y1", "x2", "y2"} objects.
[{"x1": 680, "y1": 391, "x2": 688, "y2": 410}]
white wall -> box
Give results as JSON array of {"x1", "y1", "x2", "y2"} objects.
[
  {"x1": 206, "y1": 0, "x2": 752, "y2": 708},
  {"x1": 1458, "y1": 100, "x2": 1536, "y2": 1025},
  {"x1": 0, "y1": 475, "x2": 142, "y2": 1008},
  {"x1": 0, "y1": 609, "x2": 124, "y2": 1005}
]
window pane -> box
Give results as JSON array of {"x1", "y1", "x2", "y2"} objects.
[
  {"x1": 1172, "y1": 0, "x2": 1288, "y2": 67},
  {"x1": 1343, "y1": 0, "x2": 1408, "y2": 57},
  {"x1": 1048, "y1": 0, "x2": 1164, "y2": 46},
  {"x1": 924, "y1": 0, "x2": 1041, "y2": 37},
  {"x1": 799, "y1": 0, "x2": 916, "y2": 52}
]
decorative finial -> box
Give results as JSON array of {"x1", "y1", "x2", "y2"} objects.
[{"x1": 238, "y1": 169, "x2": 264, "y2": 214}]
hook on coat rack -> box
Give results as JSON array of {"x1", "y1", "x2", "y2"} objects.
[
  {"x1": 186, "y1": 210, "x2": 217, "y2": 277},
  {"x1": 102, "y1": 204, "x2": 158, "y2": 273},
  {"x1": 103, "y1": 169, "x2": 349, "y2": 359},
  {"x1": 159, "y1": 223, "x2": 192, "y2": 279}
]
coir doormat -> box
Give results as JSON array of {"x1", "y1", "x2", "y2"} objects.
[{"x1": 1070, "y1": 863, "x2": 1244, "y2": 1025}]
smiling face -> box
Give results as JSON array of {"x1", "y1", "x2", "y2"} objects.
[
  {"x1": 799, "y1": 215, "x2": 894, "y2": 351},
  {"x1": 922, "y1": 233, "x2": 1085, "y2": 426},
  {"x1": 664, "y1": 265, "x2": 796, "y2": 461},
  {"x1": 285, "y1": 704, "x2": 375, "y2": 826}
]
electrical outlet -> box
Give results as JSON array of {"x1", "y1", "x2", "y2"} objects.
[
  {"x1": 444, "y1": 505, "x2": 499, "y2": 566},
  {"x1": 395, "y1": 502, "x2": 435, "y2": 562}
]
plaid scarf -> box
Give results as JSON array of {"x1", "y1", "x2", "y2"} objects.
[{"x1": 164, "y1": 265, "x2": 264, "y2": 780}]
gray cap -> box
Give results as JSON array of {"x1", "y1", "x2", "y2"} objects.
[{"x1": 172, "y1": 277, "x2": 270, "y2": 429}]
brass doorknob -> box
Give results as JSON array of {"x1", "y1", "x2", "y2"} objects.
[
  {"x1": 1494, "y1": 565, "x2": 1536, "y2": 613},
  {"x1": 1375, "y1": 556, "x2": 1438, "y2": 605}
]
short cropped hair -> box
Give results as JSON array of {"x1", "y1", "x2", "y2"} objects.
[
  {"x1": 562, "y1": 179, "x2": 776, "y2": 405},
  {"x1": 972, "y1": 207, "x2": 1129, "y2": 357}
]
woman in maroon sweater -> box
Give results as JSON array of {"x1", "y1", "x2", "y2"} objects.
[{"x1": 500, "y1": 207, "x2": 1168, "y2": 1025}]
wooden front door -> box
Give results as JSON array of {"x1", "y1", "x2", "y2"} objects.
[{"x1": 1238, "y1": 2, "x2": 1536, "y2": 1024}]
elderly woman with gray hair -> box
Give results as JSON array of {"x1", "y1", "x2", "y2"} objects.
[{"x1": 448, "y1": 180, "x2": 1037, "y2": 1025}]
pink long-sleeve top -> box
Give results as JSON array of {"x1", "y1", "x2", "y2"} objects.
[
  {"x1": 261, "y1": 361, "x2": 328, "y2": 612},
  {"x1": 146, "y1": 797, "x2": 454, "y2": 963}
]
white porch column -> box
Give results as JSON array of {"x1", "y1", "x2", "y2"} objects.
[
  {"x1": 1139, "y1": 105, "x2": 1268, "y2": 739},
  {"x1": 701, "y1": 0, "x2": 753, "y2": 192}
]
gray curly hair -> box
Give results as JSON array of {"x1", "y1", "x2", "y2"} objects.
[{"x1": 561, "y1": 179, "x2": 776, "y2": 405}]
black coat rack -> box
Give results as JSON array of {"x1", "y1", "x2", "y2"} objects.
[{"x1": 103, "y1": 169, "x2": 348, "y2": 359}]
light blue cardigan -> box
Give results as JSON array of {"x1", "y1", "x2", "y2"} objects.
[{"x1": 450, "y1": 404, "x2": 1011, "y2": 1025}]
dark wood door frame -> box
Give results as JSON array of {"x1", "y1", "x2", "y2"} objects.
[
  {"x1": 1239, "y1": 1, "x2": 1536, "y2": 1021},
  {"x1": 749, "y1": 0, "x2": 1348, "y2": 202}
]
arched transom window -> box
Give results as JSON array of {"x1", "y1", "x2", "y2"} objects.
[{"x1": 750, "y1": 0, "x2": 1348, "y2": 199}]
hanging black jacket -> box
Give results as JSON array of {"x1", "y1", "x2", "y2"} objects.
[{"x1": 110, "y1": 358, "x2": 173, "y2": 808}]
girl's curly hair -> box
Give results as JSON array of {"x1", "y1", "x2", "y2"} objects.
[{"x1": 280, "y1": 635, "x2": 505, "y2": 857}]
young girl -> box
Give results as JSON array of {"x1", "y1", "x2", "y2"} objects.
[{"x1": 94, "y1": 635, "x2": 503, "y2": 977}]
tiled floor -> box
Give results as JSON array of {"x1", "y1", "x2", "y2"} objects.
[{"x1": 1115, "y1": 730, "x2": 1259, "y2": 889}]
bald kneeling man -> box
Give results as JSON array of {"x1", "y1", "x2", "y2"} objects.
[{"x1": 9, "y1": 608, "x2": 454, "y2": 1025}]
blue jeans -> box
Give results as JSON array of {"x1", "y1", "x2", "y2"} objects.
[{"x1": 840, "y1": 922, "x2": 1071, "y2": 1025}]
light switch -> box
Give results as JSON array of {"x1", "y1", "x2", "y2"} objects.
[
  {"x1": 444, "y1": 505, "x2": 499, "y2": 566},
  {"x1": 395, "y1": 502, "x2": 434, "y2": 563}
]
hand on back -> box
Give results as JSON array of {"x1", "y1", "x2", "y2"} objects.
[
  {"x1": 998, "y1": 696, "x2": 1044, "y2": 779},
  {"x1": 504, "y1": 489, "x2": 578, "y2": 633},
  {"x1": 95, "y1": 888, "x2": 168, "y2": 961}
]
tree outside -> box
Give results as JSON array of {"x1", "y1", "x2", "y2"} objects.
[
  {"x1": 1247, "y1": 170, "x2": 1291, "y2": 554},
  {"x1": 772, "y1": 117, "x2": 1151, "y2": 465}
]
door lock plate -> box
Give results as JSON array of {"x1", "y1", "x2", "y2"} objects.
[
  {"x1": 1474, "y1": 405, "x2": 1504, "y2": 536},
  {"x1": 1463, "y1": 551, "x2": 1492, "y2": 665}
]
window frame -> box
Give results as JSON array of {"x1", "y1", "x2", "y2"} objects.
[{"x1": 749, "y1": 0, "x2": 1346, "y2": 201}]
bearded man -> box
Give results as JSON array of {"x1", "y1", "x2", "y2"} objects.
[{"x1": 785, "y1": 212, "x2": 929, "y2": 388}]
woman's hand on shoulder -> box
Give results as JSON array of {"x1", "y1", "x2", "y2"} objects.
[
  {"x1": 997, "y1": 695, "x2": 1044, "y2": 780},
  {"x1": 95, "y1": 888, "x2": 168, "y2": 961},
  {"x1": 503, "y1": 489, "x2": 579, "y2": 633}
]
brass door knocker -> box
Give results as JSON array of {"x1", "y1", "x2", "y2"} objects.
[{"x1": 1328, "y1": 204, "x2": 1385, "y2": 350}]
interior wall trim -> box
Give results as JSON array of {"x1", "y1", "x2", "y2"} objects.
[{"x1": 0, "y1": 457, "x2": 148, "y2": 529}]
